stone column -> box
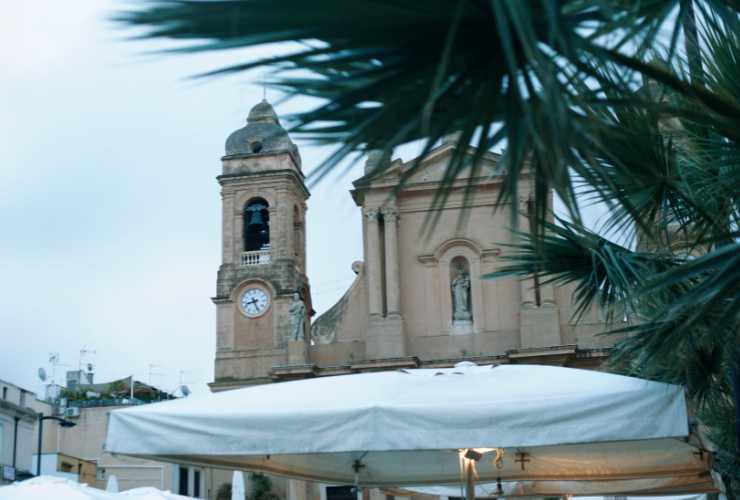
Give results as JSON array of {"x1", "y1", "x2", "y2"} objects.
[
  {"x1": 381, "y1": 207, "x2": 401, "y2": 315},
  {"x1": 364, "y1": 208, "x2": 383, "y2": 316}
]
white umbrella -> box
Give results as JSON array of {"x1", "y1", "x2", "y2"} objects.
[
  {"x1": 106, "y1": 363, "x2": 712, "y2": 494},
  {"x1": 232, "y1": 471, "x2": 246, "y2": 500},
  {"x1": 106, "y1": 475, "x2": 120, "y2": 493},
  {"x1": 0, "y1": 476, "x2": 116, "y2": 500}
]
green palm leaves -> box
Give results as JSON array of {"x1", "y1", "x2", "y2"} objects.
[{"x1": 116, "y1": 0, "x2": 740, "y2": 490}]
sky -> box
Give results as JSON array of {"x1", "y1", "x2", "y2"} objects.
[
  {"x1": 0, "y1": 1, "x2": 378, "y2": 397},
  {"x1": 0, "y1": 1, "x2": 610, "y2": 399}
]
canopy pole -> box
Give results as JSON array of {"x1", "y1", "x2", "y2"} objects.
[{"x1": 465, "y1": 460, "x2": 475, "y2": 500}]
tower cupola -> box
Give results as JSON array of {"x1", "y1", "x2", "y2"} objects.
[{"x1": 223, "y1": 99, "x2": 301, "y2": 168}]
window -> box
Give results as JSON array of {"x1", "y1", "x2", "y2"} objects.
[
  {"x1": 2, "y1": 387, "x2": 7, "y2": 400},
  {"x1": 20, "y1": 390, "x2": 26, "y2": 407},
  {"x1": 178, "y1": 467, "x2": 189, "y2": 496},
  {"x1": 326, "y1": 486, "x2": 356, "y2": 500},
  {"x1": 244, "y1": 198, "x2": 270, "y2": 251},
  {"x1": 176, "y1": 466, "x2": 203, "y2": 498},
  {"x1": 193, "y1": 470, "x2": 201, "y2": 497}
]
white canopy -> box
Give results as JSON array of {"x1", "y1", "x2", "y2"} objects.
[
  {"x1": 106, "y1": 364, "x2": 711, "y2": 488},
  {"x1": 0, "y1": 477, "x2": 193, "y2": 500},
  {"x1": 393, "y1": 477, "x2": 716, "y2": 498}
]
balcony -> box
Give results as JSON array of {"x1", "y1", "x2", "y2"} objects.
[{"x1": 240, "y1": 249, "x2": 271, "y2": 266}]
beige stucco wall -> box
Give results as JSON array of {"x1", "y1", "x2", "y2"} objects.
[
  {"x1": 311, "y1": 143, "x2": 608, "y2": 365},
  {"x1": 0, "y1": 413, "x2": 36, "y2": 473},
  {"x1": 46, "y1": 405, "x2": 179, "y2": 492},
  {"x1": 394, "y1": 188, "x2": 522, "y2": 357},
  {"x1": 214, "y1": 127, "x2": 610, "y2": 390},
  {"x1": 0, "y1": 381, "x2": 48, "y2": 476}
]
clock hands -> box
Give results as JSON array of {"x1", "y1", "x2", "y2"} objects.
[{"x1": 241, "y1": 289, "x2": 268, "y2": 317}]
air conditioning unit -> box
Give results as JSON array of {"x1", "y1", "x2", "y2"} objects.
[{"x1": 64, "y1": 407, "x2": 81, "y2": 418}]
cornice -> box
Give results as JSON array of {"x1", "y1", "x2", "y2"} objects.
[{"x1": 217, "y1": 169, "x2": 310, "y2": 199}]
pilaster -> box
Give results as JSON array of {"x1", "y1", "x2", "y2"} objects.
[
  {"x1": 381, "y1": 206, "x2": 401, "y2": 315},
  {"x1": 222, "y1": 192, "x2": 235, "y2": 265},
  {"x1": 364, "y1": 208, "x2": 383, "y2": 316},
  {"x1": 366, "y1": 207, "x2": 406, "y2": 359},
  {"x1": 516, "y1": 196, "x2": 561, "y2": 347}
]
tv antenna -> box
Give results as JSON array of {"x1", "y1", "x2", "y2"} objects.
[
  {"x1": 79, "y1": 347, "x2": 96, "y2": 372},
  {"x1": 48, "y1": 353, "x2": 61, "y2": 384},
  {"x1": 38, "y1": 367, "x2": 48, "y2": 382}
]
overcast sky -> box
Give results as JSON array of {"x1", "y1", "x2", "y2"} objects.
[
  {"x1": 0, "y1": 1, "x2": 383, "y2": 396},
  {"x1": 1, "y1": 1, "x2": 610, "y2": 400}
]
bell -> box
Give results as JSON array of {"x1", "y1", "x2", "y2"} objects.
[
  {"x1": 248, "y1": 210, "x2": 265, "y2": 227},
  {"x1": 246, "y1": 203, "x2": 268, "y2": 228}
]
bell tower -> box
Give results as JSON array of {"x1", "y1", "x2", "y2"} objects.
[{"x1": 211, "y1": 100, "x2": 311, "y2": 390}]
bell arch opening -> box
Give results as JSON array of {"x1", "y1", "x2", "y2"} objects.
[{"x1": 244, "y1": 198, "x2": 270, "y2": 251}]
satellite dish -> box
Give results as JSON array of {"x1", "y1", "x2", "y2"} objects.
[
  {"x1": 180, "y1": 385, "x2": 191, "y2": 397},
  {"x1": 38, "y1": 367, "x2": 48, "y2": 382}
]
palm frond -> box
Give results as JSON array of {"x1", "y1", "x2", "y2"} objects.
[
  {"x1": 486, "y1": 219, "x2": 676, "y2": 322},
  {"x1": 114, "y1": 0, "x2": 740, "y2": 232}
]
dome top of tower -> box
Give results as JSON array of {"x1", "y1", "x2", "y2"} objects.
[
  {"x1": 247, "y1": 99, "x2": 280, "y2": 124},
  {"x1": 224, "y1": 100, "x2": 301, "y2": 167}
]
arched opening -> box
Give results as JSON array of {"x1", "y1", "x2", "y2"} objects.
[
  {"x1": 244, "y1": 198, "x2": 270, "y2": 251},
  {"x1": 450, "y1": 256, "x2": 472, "y2": 322}
]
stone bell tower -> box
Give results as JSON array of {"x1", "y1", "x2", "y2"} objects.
[{"x1": 211, "y1": 100, "x2": 311, "y2": 390}]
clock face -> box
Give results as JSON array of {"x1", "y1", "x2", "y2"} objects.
[{"x1": 239, "y1": 287, "x2": 270, "y2": 318}]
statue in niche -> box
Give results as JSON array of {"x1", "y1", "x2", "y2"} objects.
[
  {"x1": 289, "y1": 292, "x2": 307, "y2": 341},
  {"x1": 451, "y1": 263, "x2": 472, "y2": 321}
]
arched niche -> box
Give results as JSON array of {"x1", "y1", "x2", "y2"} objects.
[
  {"x1": 423, "y1": 238, "x2": 485, "y2": 335},
  {"x1": 450, "y1": 256, "x2": 473, "y2": 322}
]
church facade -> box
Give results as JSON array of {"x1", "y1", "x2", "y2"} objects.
[{"x1": 209, "y1": 100, "x2": 611, "y2": 393}]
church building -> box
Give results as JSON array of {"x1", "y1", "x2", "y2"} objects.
[{"x1": 209, "y1": 100, "x2": 611, "y2": 394}]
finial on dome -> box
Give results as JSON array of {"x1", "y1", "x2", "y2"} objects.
[{"x1": 247, "y1": 99, "x2": 280, "y2": 125}]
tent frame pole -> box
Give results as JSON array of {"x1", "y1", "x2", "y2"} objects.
[{"x1": 465, "y1": 461, "x2": 475, "y2": 500}]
